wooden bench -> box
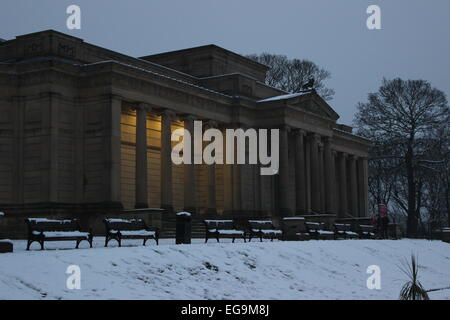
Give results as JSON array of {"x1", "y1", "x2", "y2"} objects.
[
  {"x1": 247, "y1": 220, "x2": 283, "y2": 242},
  {"x1": 304, "y1": 222, "x2": 334, "y2": 240},
  {"x1": 103, "y1": 218, "x2": 159, "y2": 247},
  {"x1": 358, "y1": 224, "x2": 376, "y2": 239},
  {"x1": 25, "y1": 218, "x2": 93, "y2": 250},
  {"x1": 333, "y1": 223, "x2": 358, "y2": 240},
  {"x1": 203, "y1": 220, "x2": 246, "y2": 243}
]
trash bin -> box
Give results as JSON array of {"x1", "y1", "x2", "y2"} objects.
[
  {"x1": 0, "y1": 211, "x2": 13, "y2": 253},
  {"x1": 176, "y1": 212, "x2": 192, "y2": 244},
  {"x1": 443, "y1": 228, "x2": 450, "y2": 243},
  {"x1": 282, "y1": 217, "x2": 307, "y2": 241}
]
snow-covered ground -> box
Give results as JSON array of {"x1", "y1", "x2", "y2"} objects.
[{"x1": 0, "y1": 238, "x2": 449, "y2": 300}]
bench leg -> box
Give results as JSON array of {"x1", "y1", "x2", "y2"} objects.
[
  {"x1": 205, "y1": 236, "x2": 208, "y2": 243},
  {"x1": 260, "y1": 236, "x2": 263, "y2": 242},
  {"x1": 40, "y1": 240, "x2": 44, "y2": 250},
  {"x1": 232, "y1": 238, "x2": 235, "y2": 243},
  {"x1": 243, "y1": 236, "x2": 246, "y2": 243},
  {"x1": 143, "y1": 238, "x2": 147, "y2": 246},
  {"x1": 104, "y1": 236, "x2": 109, "y2": 247},
  {"x1": 216, "y1": 236, "x2": 219, "y2": 243},
  {"x1": 26, "y1": 239, "x2": 32, "y2": 251},
  {"x1": 89, "y1": 236, "x2": 93, "y2": 248},
  {"x1": 76, "y1": 239, "x2": 81, "y2": 249},
  {"x1": 248, "y1": 236, "x2": 252, "y2": 242},
  {"x1": 155, "y1": 237, "x2": 159, "y2": 246}
]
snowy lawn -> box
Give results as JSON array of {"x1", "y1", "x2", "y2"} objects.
[{"x1": 0, "y1": 238, "x2": 449, "y2": 300}]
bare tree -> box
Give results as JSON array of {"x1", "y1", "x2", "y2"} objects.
[
  {"x1": 354, "y1": 78, "x2": 449, "y2": 237},
  {"x1": 246, "y1": 53, "x2": 335, "y2": 100}
]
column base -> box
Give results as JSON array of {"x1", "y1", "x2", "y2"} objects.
[
  {"x1": 135, "y1": 202, "x2": 149, "y2": 209},
  {"x1": 205, "y1": 208, "x2": 217, "y2": 215},
  {"x1": 183, "y1": 207, "x2": 196, "y2": 214},
  {"x1": 278, "y1": 208, "x2": 293, "y2": 217},
  {"x1": 161, "y1": 204, "x2": 174, "y2": 214}
]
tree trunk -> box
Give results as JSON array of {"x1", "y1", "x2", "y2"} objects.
[
  {"x1": 406, "y1": 146, "x2": 418, "y2": 237},
  {"x1": 446, "y1": 181, "x2": 450, "y2": 227}
]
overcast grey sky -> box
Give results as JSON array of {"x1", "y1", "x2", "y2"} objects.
[{"x1": 1, "y1": 0, "x2": 449, "y2": 125}]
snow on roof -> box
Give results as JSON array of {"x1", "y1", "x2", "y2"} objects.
[
  {"x1": 83, "y1": 60, "x2": 233, "y2": 99},
  {"x1": 257, "y1": 91, "x2": 310, "y2": 103}
]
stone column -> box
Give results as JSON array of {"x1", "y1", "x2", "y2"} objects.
[
  {"x1": 183, "y1": 115, "x2": 196, "y2": 213},
  {"x1": 135, "y1": 103, "x2": 150, "y2": 208},
  {"x1": 330, "y1": 150, "x2": 338, "y2": 214},
  {"x1": 309, "y1": 133, "x2": 320, "y2": 213},
  {"x1": 304, "y1": 132, "x2": 312, "y2": 213},
  {"x1": 318, "y1": 143, "x2": 325, "y2": 213},
  {"x1": 294, "y1": 129, "x2": 307, "y2": 214},
  {"x1": 223, "y1": 126, "x2": 233, "y2": 214},
  {"x1": 349, "y1": 155, "x2": 359, "y2": 216},
  {"x1": 106, "y1": 95, "x2": 122, "y2": 208},
  {"x1": 205, "y1": 121, "x2": 217, "y2": 214},
  {"x1": 160, "y1": 110, "x2": 174, "y2": 212},
  {"x1": 337, "y1": 152, "x2": 348, "y2": 217},
  {"x1": 279, "y1": 125, "x2": 291, "y2": 216},
  {"x1": 323, "y1": 137, "x2": 335, "y2": 214},
  {"x1": 232, "y1": 124, "x2": 242, "y2": 214},
  {"x1": 357, "y1": 157, "x2": 369, "y2": 217}
]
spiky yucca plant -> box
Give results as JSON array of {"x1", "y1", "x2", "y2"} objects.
[{"x1": 399, "y1": 255, "x2": 430, "y2": 300}]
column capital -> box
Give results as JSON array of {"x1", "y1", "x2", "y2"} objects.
[
  {"x1": 205, "y1": 120, "x2": 218, "y2": 129},
  {"x1": 294, "y1": 128, "x2": 307, "y2": 136},
  {"x1": 323, "y1": 136, "x2": 333, "y2": 144},
  {"x1": 279, "y1": 124, "x2": 291, "y2": 132},
  {"x1": 308, "y1": 132, "x2": 321, "y2": 142},
  {"x1": 228, "y1": 122, "x2": 246, "y2": 130},
  {"x1": 137, "y1": 102, "x2": 152, "y2": 113},
  {"x1": 180, "y1": 114, "x2": 197, "y2": 122},
  {"x1": 160, "y1": 109, "x2": 176, "y2": 118},
  {"x1": 339, "y1": 152, "x2": 348, "y2": 158},
  {"x1": 349, "y1": 154, "x2": 359, "y2": 161}
]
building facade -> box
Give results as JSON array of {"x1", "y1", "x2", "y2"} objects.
[{"x1": 0, "y1": 30, "x2": 369, "y2": 235}]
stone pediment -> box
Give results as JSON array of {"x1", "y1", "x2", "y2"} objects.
[
  {"x1": 259, "y1": 90, "x2": 340, "y2": 121},
  {"x1": 299, "y1": 97, "x2": 339, "y2": 121},
  {"x1": 289, "y1": 91, "x2": 339, "y2": 121}
]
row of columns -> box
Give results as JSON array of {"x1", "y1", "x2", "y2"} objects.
[
  {"x1": 133, "y1": 106, "x2": 217, "y2": 214},
  {"x1": 131, "y1": 103, "x2": 368, "y2": 217},
  {"x1": 278, "y1": 127, "x2": 368, "y2": 217}
]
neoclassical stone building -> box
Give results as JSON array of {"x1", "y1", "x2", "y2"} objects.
[{"x1": 0, "y1": 30, "x2": 369, "y2": 234}]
